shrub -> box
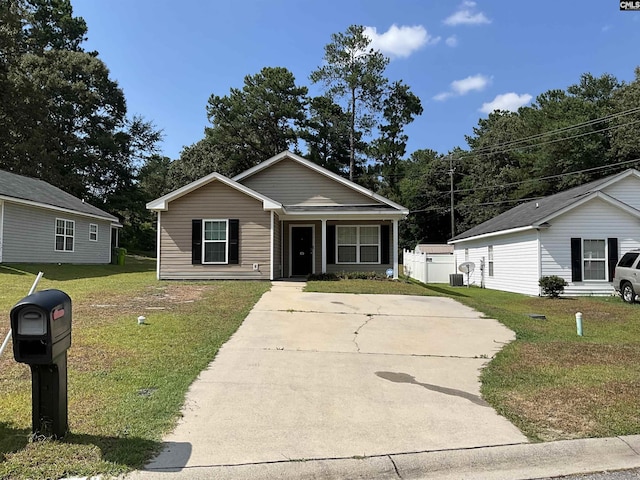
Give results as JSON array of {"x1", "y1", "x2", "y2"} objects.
[
  {"x1": 307, "y1": 271, "x2": 390, "y2": 281},
  {"x1": 539, "y1": 275, "x2": 568, "y2": 298}
]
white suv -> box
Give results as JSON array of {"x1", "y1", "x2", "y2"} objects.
[{"x1": 613, "y1": 249, "x2": 640, "y2": 303}]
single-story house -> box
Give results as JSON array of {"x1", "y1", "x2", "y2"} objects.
[
  {"x1": 0, "y1": 170, "x2": 121, "y2": 264},
  {"x1": 147, "y1": 151, "x2": 409, "y2": 280},
  {"x1": 448, "y1": 168, "x2": 640, "y2": 296}
]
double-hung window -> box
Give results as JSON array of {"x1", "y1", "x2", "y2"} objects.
[
  {"x1": 89, "y1": 224, "x2": 98, "y2": 242},
  {"x1": 336, "y1": 226, "x2": 380, "y2": 264},
  {"x1": 583, "y1": 239, "x2": 606, "y2": 280},
  {"x1": 203, "y1": 220, "x2": 228, "y2": 264},
  {"x1": 55, "y1": 219, "x2": 74, "y2": 252}
]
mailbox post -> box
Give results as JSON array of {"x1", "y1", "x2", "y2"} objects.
[{"x1": 10, "y1": 289, "x2": 72, "y2": 438}]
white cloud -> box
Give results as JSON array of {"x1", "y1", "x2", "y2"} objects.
[
  {"x1": 363, "y1": 24, "x2": 438, "y2": 58},
  {"x1": 451, "y1": 74, "x2": 490, "y2": 95},
  {"x1": 433, "y1": 74, "x2": 490, "y2": 101},
  {"x1": 445, "y1": 35, "x2": 458, "y2": 47},
  {"x1": 479, "y1": 92, "x2": 533, "y2": 113},
  {"x1": 444, "y1": 1, "x2": 491, "y2": 26}
]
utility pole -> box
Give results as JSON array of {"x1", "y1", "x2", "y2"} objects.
[{"x1": 449, "y1": 156, "x2": 455, "y2": 239}]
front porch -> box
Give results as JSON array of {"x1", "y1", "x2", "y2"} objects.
[{"x1": 276, "y1": 218, "x2": 400, "y2": 279}]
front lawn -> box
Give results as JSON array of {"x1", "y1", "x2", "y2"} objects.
[
  {"x1": 307, "y1": 277, "x2": 640, "y2": 441},
  {"x1": 0, "y1": 259, "x2": 270, "y2": 480}
]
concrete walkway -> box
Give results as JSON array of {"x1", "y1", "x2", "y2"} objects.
[{"x1": 126, "y1": 282, "x2": 640, "y2": 479}]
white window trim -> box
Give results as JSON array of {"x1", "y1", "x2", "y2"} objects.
[
  {"x1": 55, "y1": 218, "x2": 75, "y2": 252},
  {"x1": 582, "y1": 238, "x2": 607, "y2": 282},
  {"x1": 202, "y1": 219, "x2": 229, "y2": 265},
  {"x1": 336, "y1": 225, "x2": 381, "y2": 264},
  {"x1": 89, "y1": 223, "x2": 98, "y2": 242}
]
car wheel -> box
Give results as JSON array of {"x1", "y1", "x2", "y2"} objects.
[{"x1": 622, "y1": 283, "x2": 636, "y2": 304}]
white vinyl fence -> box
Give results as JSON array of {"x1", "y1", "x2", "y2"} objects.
[{"x1": 403, "y1": 249, "x2": 456, "y2": 284}]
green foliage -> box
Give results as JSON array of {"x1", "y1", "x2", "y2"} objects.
[
  {"x1": 204, "y1": 66, "x2": 308, "y2": 176},
  {"x1": 539, "y1": 275, "x2": 568, "y2": 298},
  {"x1": 307, "y1": 271, "x2": 389, "y2": 281},
  {"x1": 310, "y1": 25, "x2": 390, "y2": 181}
]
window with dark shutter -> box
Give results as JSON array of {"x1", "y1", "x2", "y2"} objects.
[
  {"x1": 228, "y1": 219, "x2": 239, "y2": 264},
  {"x1": 381, "y1": 224, "x2": 390, "y2": 265},
  {"x1": 192, "y1": 219, "x2": 202, "y2": 264},
  {"x1": 608, "y1": 237, "x2": 618, "y2": 282},
  {"x1": 326, "y1": 225, "x2": 335, "y2": 264},
  {"x1": 570, "y1": 238, "x2": 582, "y2": 282}
]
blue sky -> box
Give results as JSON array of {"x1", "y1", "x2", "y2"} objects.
[{"x1": 71, "y1": 0, "x2": 640, "y2": 161}]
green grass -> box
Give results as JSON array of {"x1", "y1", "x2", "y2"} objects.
[
  {"x1": 307, "y1": 277, "x2": 640, "y2": 441},
  {"x1": 0, "y1": 259, "x2": 270, "y2": 479},
  {"x1": 306, "y1": 277, "x2": 443, "y2": 296}
]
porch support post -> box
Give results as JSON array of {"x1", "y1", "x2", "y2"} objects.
[
  {"x1": 270, "y1": 211, "x2": 275, "y2": 280},
  {"x1": 393, "y1": 219, "x2": 399, "y2": 279},
  {"x1": 321, "y1": 219, "x2": 327, "y2": 273}
]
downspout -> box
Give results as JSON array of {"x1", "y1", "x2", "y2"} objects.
[{"x1": 156, "y1": 212, "x2": 161, "y2": 281}]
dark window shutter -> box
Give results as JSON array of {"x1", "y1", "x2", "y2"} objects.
[
  {"x1": 192, "y1": 219, "x2": 202, "y2": 265},
  {"x1": 381, "y1": 224, "x2": 390, "y2": 264},
  {"x1": 326, "y1": 225, "x2": 335, "y2": 264},
  {"x1": 608, "y1": 237, "x2": 618, "y2": 282},
  {"x1": 228, "y1": 219, "x2": 239, "y2": 264},
  {"x1": 571, "y1": 237, "x2": 582, "y2": 282}
]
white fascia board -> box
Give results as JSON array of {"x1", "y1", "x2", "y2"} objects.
[
  {"x1": 593, "y1": 168, "x2": 640, "y2": 191},
  {"x1": 278, "y1": 211, "x2": 408, "y2": 222},
  {"x1": 0, "y1": 195, "x2": 118, "y2": 223},
  {"x1": 232, "y1": 151, "x2": 408, "y2": 212},
  {"x1": 146, "y1": 172, "x2": 282, "y2": 212},
  {"x1": 448, "y1": 226, "x2": 536, "y2": 244},
  {"x1": 533, "y1": 191, "x2": 640, "y2": 226}
]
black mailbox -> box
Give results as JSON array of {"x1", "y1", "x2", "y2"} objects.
[{"x1": 11, "y1": 289, "x2": 71, "y2": 364}]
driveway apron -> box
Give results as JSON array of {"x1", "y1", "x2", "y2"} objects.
[{"x1": 136, "y1": 282, "x2": 527, "y2": 474}]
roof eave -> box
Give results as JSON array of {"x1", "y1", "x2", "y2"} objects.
[
  {"x1": 0, "y1": 195, "x2": 118, "y2": 223},
  {"x1": 448, "y1": 225, "x2": 537, "y2": 244}
]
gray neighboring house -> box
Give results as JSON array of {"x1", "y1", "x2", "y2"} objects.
[
  {"x1": 449, "y1": 169, "x2": 640, "y2": 296},
  {"x1": 0, "y1": 170, "x2": 121, "y2": 264}
]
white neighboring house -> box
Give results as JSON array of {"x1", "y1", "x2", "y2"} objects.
[
  {"x1": 0, "y1": 170, "x2": 121, "y2": 264},
  {"x1": 448, "y1": 169, "x2": 640, "y2": 296}
]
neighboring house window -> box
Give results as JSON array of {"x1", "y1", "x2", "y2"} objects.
[
  {"x1": 583, "y1": 239, "x2": 606, "y2": 280},
  {"x1": 488, "y1": 245, "x2": 494, "y2": 276},
  {"x1": 203, "y1": 219, "x2": 228, "y2": 264},
  {"x1": 89, "y1": 224, "x2": 98, "y2": 242},
  {"x1": 55, "y1": 219, "x2": 74, "y2": 252},
  {"x1": 336, "y1": 225, "x2": 380, "y2": 264},
  {"x1": 465, "y1": 248, "x2": 469, "y2": 262}
]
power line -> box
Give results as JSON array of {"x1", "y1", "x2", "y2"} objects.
[{"x1": 459, "y1": 106, "x2": 640, "y2": 157}]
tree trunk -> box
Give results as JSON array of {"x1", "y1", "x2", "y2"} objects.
[{"x1": 349, "y1": 88, "x2": 356, "y2": 182}]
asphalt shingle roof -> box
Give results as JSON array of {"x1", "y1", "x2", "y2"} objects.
[
  {"x1": 451, "y1": 170, "x2": 637, "y2": 242},
  {"x1": 0, "y1": 170, "x2": 118, "y2": 221}
]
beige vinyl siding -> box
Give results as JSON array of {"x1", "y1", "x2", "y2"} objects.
[
  {"x1": 241, "y1": 158, "x2": 377, "y2": 206},
  {"x1": 159, "y1": 181, "x2": 271, "y2": 280},
  {"x1": 2, "y1": 202, "x2": 113, "y2": 264}
]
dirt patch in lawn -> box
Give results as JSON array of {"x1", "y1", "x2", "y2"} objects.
[
  {"x1": 77, "y1": 284, "x2": 211, "y2": 317},
  {"x1": 515, "y1": 342, "x2": 640, "y2": 368}
]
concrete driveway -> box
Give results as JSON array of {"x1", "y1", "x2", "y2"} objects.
[{"x1": 131, "y1": 281, "x2": 527, "y2": 478}]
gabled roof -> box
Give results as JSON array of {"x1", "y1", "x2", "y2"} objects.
[
  {"x1": 0, "y1": 170, "x2": 118, "y2": 223},
  {"x1": 450, "y1": 169, "x2": 640, "y2": 243},
  {"x1": 146, "y1": 172, "x2": 282, "y2": 211},
  {"x1": 233, "y1": 151, "x2": 408, "y2": 214}
]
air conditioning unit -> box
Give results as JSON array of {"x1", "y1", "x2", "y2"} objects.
[{"x1": 449, "y1": 273, "x2": 464, "y2": 287}]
